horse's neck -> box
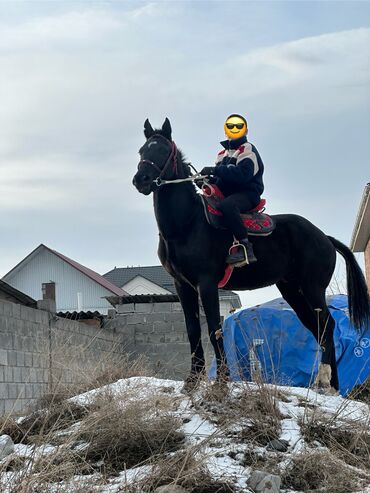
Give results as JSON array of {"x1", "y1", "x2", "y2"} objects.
[{"x1": 154, "y1": 183, "x2": 201, "y2": 240}]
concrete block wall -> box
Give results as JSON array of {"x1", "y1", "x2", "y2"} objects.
[
  {"x1": 0, "y1": 299, "x2": 126, "y2": 415},
  {"x1": 0, "y1": 301, "x2": 52, "y2": 415},
  {"x1": 114, "y1": 301, "x2": 214, "y2": 380},
  {"x1": 0, "y1": 298, "x2": 216, "y2": 415}
]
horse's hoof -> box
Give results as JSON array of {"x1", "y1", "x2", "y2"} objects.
[
  {"x1": 315, "y1": 386, "x2": 339, "y2": 396},
  {"x1": 314, "y1": 363, "x2": 332, "y2": 389}
]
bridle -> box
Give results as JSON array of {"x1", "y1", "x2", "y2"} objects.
[{"x1": 137, "y1": 134, "x2": 203, "y2": 187}]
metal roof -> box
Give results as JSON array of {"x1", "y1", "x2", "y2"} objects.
[
  {"x1": 103, "y1": 265, "x2": 241, "y2": 306},
  {"x1": 104, "y1": 265, "x2": 176, "y2": 294},
  {"x1": 0, "y1": 280, "x2": 37, "y2": 307},
  {"x1": 106, "y1": 294, "x2": 179, "y2": 306},
  {"x1": 351, "y1": 183, "x2": 370, "y2": 252}
]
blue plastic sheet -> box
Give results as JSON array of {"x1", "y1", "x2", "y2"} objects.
[{"x1": 210, "y1": 294, "x2": 370, "y2": 395}]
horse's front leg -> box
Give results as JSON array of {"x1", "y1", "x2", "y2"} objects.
[
  {"x1": 175, "y1": 281, "x2": 205, "y2": 389},
  {"x1": 198, "y1": 278, "x2": 228, "y2": 380}
]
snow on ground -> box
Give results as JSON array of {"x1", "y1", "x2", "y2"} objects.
[{"x1": 1, "y1": 376, "x2": 369, "y2": 492}]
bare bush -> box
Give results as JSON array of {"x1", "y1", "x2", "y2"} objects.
[
  {"x1": 299, "y1": 410, "x2": 370, "y2": 470},
  {"x1": 281, "y1": 449, "x2": 366, "y2": 493},
  {"x1": 125, "y1": 449, "x2": 237, "y2": 493},
  {"x1": 79, "y1": 393, "x2": 184, "y2": 473},
  {"x1": 0, "y1": 401, "x2": 88, "y2": 445}
]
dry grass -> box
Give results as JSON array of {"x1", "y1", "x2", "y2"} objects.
[
  {"x1": 348, "y1": 375, "x2": 370, "y2": 405},
  {"x1": 124, "y1": 450, "x2": 237, "y2": 493},
  {"x1": 0, "y1": 400, "x2": 89, "y2": 445},
  {"x1": 40, "y1": 351, "x2": 153, "y2": 405},
  {"x1": 195, "y1": 381, "x2": 284, "y2": 446},
  {"x1": 299, "y1": 409, "x2": 370, "y2": 470},
  {"x1": 79, "y1": 392, "x2": 185, "y2": 473},
  {"x1": 281, "y1": 449, "x2": 367, "y2": 493},
  {"x1": 0, "y1": 350, "x2": 180, "y2": 492},
  {"x1": 0, "y1": 389, "x2": 184, "y2": 491}
]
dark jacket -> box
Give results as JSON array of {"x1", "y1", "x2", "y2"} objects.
[{"x1": 212, "y1": 135, "x2": 264, "y2": 200}]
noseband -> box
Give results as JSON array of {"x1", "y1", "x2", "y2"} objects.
[{"x1": 138, "y1": 135, "x2": 178, "y2": 186}]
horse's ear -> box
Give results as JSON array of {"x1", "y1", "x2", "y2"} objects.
[
  {"x1": 162, "y1": 118, "x2": 172, "y2": 140},
  {"x1": 144, "y1": 119, "x2": 154, "y2": 139}
]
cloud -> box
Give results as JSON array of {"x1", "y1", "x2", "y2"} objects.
[{"x1": 0, "y1": 2, "x2": 368, "y2": 292}]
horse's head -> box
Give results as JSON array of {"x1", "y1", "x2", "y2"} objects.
[{"x1": 133, "y1": 118, "x2": 177, "y2": 195}]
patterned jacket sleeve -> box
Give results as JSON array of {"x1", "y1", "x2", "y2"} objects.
[{"x1": 214, "y1": 143, "x2": 260, "y2": 186}]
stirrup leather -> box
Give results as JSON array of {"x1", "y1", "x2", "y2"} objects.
[{"x1": 228, "y1": 240, "x2": 249, "y2": 268}]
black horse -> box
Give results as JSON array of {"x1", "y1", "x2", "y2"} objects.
[{"x1": 133, "y1": 118, "x2": 370, "y2": 391}]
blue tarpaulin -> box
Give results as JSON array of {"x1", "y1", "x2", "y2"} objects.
[{"x1": 210, "y1": 294, "x2": 370, "y2": 396}]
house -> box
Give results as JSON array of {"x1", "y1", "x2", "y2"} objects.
[
  {"x1": 103, "y1": 265, "x2": 242, "y2": 317},
  {"x1": 2, "y1": 244, "x2": 128, "y2": 314},
  {"x1": 0, "y1": 279, "x2": 37, "y2": 308},
  {"x1": 351, "y1": 183, "x2": 370, "y2": 291}
]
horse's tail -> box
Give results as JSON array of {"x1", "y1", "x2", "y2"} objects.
[{"x1": 327, "y1": 235, "x2": 370, "y2": 331}]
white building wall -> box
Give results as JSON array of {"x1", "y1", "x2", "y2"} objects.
[
  {"x1": 122, "y1": 276, "x2": 172, "y2": 295},
  {"x1": 4, "y1": 248, "x2": 113, "y2": 314}
]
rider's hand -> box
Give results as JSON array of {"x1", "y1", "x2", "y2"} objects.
[{"x1": 200, "y1": 166, "x2": 216, "y2": 176}]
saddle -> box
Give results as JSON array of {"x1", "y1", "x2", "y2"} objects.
[{"x1": 201, "y1": 184, "x2": 275, "y2": 236}]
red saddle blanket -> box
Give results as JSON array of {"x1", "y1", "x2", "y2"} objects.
[{"x1": 201, "y1": 184, "x2": 275, "y2": 236}]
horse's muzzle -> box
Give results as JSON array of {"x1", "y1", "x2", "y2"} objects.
[{"x1": 132, "y1": 173, "x2": 153, "y2": 195}]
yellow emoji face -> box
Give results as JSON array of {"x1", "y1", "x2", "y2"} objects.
[{"x1": 224, "y1": 115, "x2": 247, "y2": 140}]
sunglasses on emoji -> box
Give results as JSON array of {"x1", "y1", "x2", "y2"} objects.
[{"x1": 226, "y1": 123, "x2": 245, "y2": 129}]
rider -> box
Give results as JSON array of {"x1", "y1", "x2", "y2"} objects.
[{"x1": 200, "y1": 114, "x2": 264, "y2": 265}]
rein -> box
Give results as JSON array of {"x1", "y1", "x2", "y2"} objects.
[{"x1": 138, "y1": 134, "x2": 204, "y2": 187}]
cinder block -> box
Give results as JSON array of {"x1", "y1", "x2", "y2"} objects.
[
  {"x1": 13, "y1": 368, "x2": 22, "y2": 383},
  {"x1": 146, "y1": 313, "x2": 169, "y2": 323},
  {"x1": 165, "y1": 332, "x2": 183, "y2": 343},
  {"x1": 35, "y1": 309, "x2": 49, "y2": 325},
  {"x1": 24, "y1": 384, "x2": 34, "y2": 399},
  {"x1": 0, "y1": 399, "x2": 5, "y2": 416},
  {"x1": 135, "y1": 325, "x2": 156, "y2": 337},
  {"x1": 134, "y1": 303, "x2": 154, "y2": 314},
  {"x1": 126, "y1": 314, "x2": 149, "y2": 325},
  {"x1": 4, "y1": 367, "x2": 12, "y2": 381},
  {"x1": 0, "y1": 349, "x2": 7, "y2": 366},
  {"x1": 3, "y1": 303, "x2": 12, "y2": 317},
  {"x1": 16, "y1": 351, "x2": 25, "y2": 367},
  {"x1": 24, "y1": 353, "x2": 33, "y2": 367},
  {"x1": 152, "y1": 321, "x2": 170, "y2": 333},
  {"x1": 12, "y1": 304, "x2": 21, "y2": 319},
  {"x1": 164, "y1": 313, "x2": 185, "y2": 323},
  {"x1": 171, "y1": 303, "x2": 183, "y2": 312},
  {"x1": 116, "y1": 304, "x2": 135, "y2": 314},
  {"x1": 146, "y1": 333, "x2": 166, "y2": 344},
  {"x1": 8, "y1": 351, "x2": 17, "y2": 366},
  {"x1": 172, "y1": 322, "x2": 187, "y2": 333},
  {"x1": 21, "y1": 367, "x2": 31, "y2": 382},
  {"x1": 0, "y1": 334, "x2": 13, "y2": 350},
  {"x1": 0, "y1": 383, "x2": 9, "y2": 398},
  {"x1": 8, "y1": 383, "x2": 24, "y2": 399},
  {"x1": 153, "y1": 302, "x2": 173, "y2": 313}
]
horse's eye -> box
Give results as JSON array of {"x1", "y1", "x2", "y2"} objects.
[{"x1": 148, "y1": 141, "x2": 157, "y2": 148}]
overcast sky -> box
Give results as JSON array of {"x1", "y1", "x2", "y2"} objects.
[{"x1": 0, "y1": 0, "x2": 369, "y2": 307}]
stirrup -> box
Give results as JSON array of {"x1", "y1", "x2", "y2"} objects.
[{"x1": 228, "y1": 240, "x2": 249, "y2": 268}]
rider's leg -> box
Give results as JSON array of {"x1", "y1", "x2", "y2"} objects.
[{"x1": 217, "y1": 193, "x2": 258, "y2": 264}]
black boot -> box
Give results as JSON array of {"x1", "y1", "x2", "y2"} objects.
[{"x1": 226, "y1": 238, "x2": 257, "y2": 266}]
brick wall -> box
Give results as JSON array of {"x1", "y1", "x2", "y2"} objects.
[
  {"x1": 0, "y1": 299, "x2": 215, "y2": 415},
  {"x1": 365, "y1": 238, "x2": 370, "y2": 294}
]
